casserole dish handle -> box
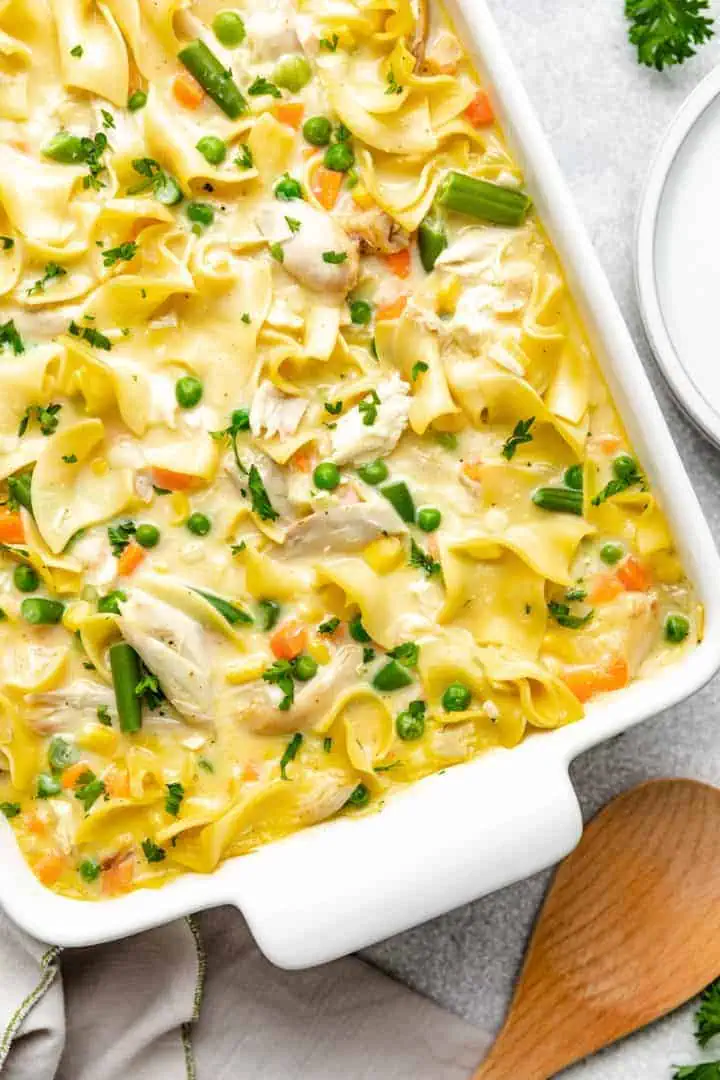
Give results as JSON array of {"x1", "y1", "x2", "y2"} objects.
[{"x1": 226, "y1": 747, "x2": 583, "y2": 969}]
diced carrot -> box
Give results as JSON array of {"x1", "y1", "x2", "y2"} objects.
[
  {"x1": 591, "y1": 434, "x2": 623, "y2": 455},
  {"x1": 311, "y1": 166, "x2": 343, "y2": 210},
  {"x1": 616, "y1": 555, "x2": 651, "y2": 593},
  {"x1": 290, "y1": 449, "x2": 313, "y2": 473},
  {"x1": 376, "y1": 295, "x2": 407, "y2": 321},
  {"x1": 241, "y1": 761, "x2": 259, "y2": 782},
  {"x1": 302, "y1": 147, "x2": 317, "y2": 160},
  {"x1": 117, "y1": 540, "x2": 146, "y2": 577},
  {"x1": 62, "y1": 761, "x2": 91, "y2": 790},
  {"x1": 383, "y1": 247, "x2": 411, "y2": 279},
  {"x1": 270, "y1": 619, "x2": 308, "y2": 660},
  {"x1": 462, "y1": 459, "x2": 484, "y2": 483},
  {"x1": 25, "y1": 811, "x2": 47, "y2": 836},
  {"x1": 35, "y1": 852, "x2": 66, "y2": 886},
  {"x1": 104, "y1": 766, "x2": 130, "y2": 799},
  {"x1": 588, "y1": 573, "x2": 624, "y2": 605},
  {"x1": 173, "y1": 73, "x2": 204, "y2": 110},
  {"x1": 561, "y1": 656, "x2": 629, "y2": 704},
  {"x1": 150, "y1": 467, "x2": 197, "y2": 491},
  {"x1": 464, "y1": 90, "x2": 495, "y2": 127},
  {"x1": 272, "y1": 102, "x2": 304, "y2": 129},
  {"x1": 102, "y1": 853, "x2": 135, "y2": 895},
  {"x1": 0, "y1": 509, "x2": 24, "y2": 545}
]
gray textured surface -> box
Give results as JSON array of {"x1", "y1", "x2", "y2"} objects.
[{"x1": 363, "y1": 2, "x2": 720, "y2": 1075}]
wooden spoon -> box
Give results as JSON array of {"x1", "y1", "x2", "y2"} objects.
[{"x1": 474, "y1": 779, "x2": 720, "y2": 1080}]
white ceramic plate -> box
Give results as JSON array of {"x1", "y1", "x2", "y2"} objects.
[
  {"x1": 2, "y1": 1, "x2": 720, "y2": 970},
  {"x1": 636, "y1": 64, "x2": 720, "y2": 450}
]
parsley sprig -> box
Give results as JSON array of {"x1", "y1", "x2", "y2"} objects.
[
  {"x1": 409, "y1": 538, "x2": 441, "y2": 577},
  {"x1": 626, "y1": 0, "x2": 714, "y2": 70},
  {"x1": 502, "y1": 416, "x2": 535, "y2": 460},
  {"x1": 18, "y1": 403, "x2": 62, "y2": 437},
  {"x1": 102, "y1": 241, "x2": 138, "y2": 268},
  {"x1": 547, "y1": 599, "x2": 593, "y2": 630},
  {"x1": 359, "y1": 390, "x2": 380, "y2": 427},
  {"x1": 0, "y1": 320, "x2": 24, "y2": 355},
  {"x1": 248, "y1": 465, "x2": 278, "y2": 522},
  {"x1": 696, "y1": 978, "x2": 720, "y2": 1048},
  {"x1": 27, "y1": 262, "x2": 67, "y2": 296}
]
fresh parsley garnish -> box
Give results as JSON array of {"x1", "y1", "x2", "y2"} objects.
[
  {"x1": 547, "y1": 599, "x2": 593, "y2": 630},
  {"x1": 592, "y1": 462, "x2": 645, "y2": 505},
  {"x1": 127, "y1": 157, "x2": 181, "y2": 204},
  {"x1": 319, "y1": 33, "x2": 339, "y2": 51},
  {"x1": 409, "y1": 538, "x2": 441, "y2": 577},
  {"x1": 101, "y1": 108, "x2": 115, "y2": 129},
  {"x1": 135, "y1": 671, "x2": 165, "y2": 711},
  {"x1": 102, "y1": 241, "x2": 137, "y2": 268},
  {"x1": 318, "y1": 616, "x2": 341, "y2": 634},
  {"x1": 359, "y1": 389, "x2": 380, "y2": 427},
  {"x1": 1, "y1": 237, "x2": 14, "y2": 251},
  {"x1": 626, "y1": 0, "x2": 714, "y2": 70},
  {"x1": 107, "y1": 520, "x2": 136, "y2": 556},
  {"x1": 248, "y1": 76, "x2": 281, "y2": 98},
  {"x1": 387, "y1": 641, "x2": 419, "y2": 667},
  {"x1": 385, "y1": 68, "x2": 403, "y2": 95},
  {"x1": 502, "y1": 416, "x2": 535, "y2": 460},
  {"x1": 263, "y1": 660, "x2": 295, "y2": 711},
  {"x1": 322, "y1": 250, "x2": 347, "y2": 264},
  {"x1": 0, "y1": 319, "x2": 25, "y2": 354},
  {"x1": 696, "y1": 978, "x2": 720, "y2": 1047},
  {"x1": 18, "y1": 403, "x2": 62, "y2": 437},
  {"x1": 70, "y1": 44, "x2": 83, "y2": 57},
  {"x1": 78, "y1": 132, "x2": 109, "y2": 190},
  {"x1": 0, "y1": 802, "x2": 20, "y2": 819},
  {"x1": 165, "y1": 782, "x2": 184, "y2": 816},
  {"x1": 248, "y1": 465, "x2": 279, "y2": 521},
  {"x1": 142, "y1": 838, "x2": 166, "y2": 862},
  {"x1": 235, "y1": 144, "x2": 253, "y2": 169},
  {"x1": 362, "y1": 646, "x2": 375, "y2": 663},
  {"x1": 62, "y1": 454, "x2": 77, "y2": 464},
  {"x1": 565, "y1": 585, "x2": 587, "y2": 602},
  {"x1": 27, "y1": 262, "x2": 67, "y2": 296},
  {"x1": 68, "y1": 320, "x2": 112, "y2": 350},
  {"x1": 97, "y1": 705, "x2": 112, "y2": 726},
  {"x1": 435, "y1": 431, "x2": 458, "y2": 451},
  {"x1": 285, "y1": 216, "x2": 301, "y2": 234},
  {"x1": 323, "y1": 737, "x2": 332, "y2": 752},
  {"x1": 74, "y1": 770, "x2": 106, "y2": 812},
  {"x1": 279, "y1": 732, "x2": 303, "y2": 779},
  {"x1": 324, "y1": 401, "x2": 343, "y2": 415},
  {"x1": 411, "y1": 361, "x2": 429, "y2": 382}
]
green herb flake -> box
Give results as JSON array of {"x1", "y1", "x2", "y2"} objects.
[
  {"x1": 322, "y1": 250, "x2": 347, "y2": 264},
  {"x1": 0, "y1": 320, "x2": 24, "y2": 355},
  {"x1": 318, "y1": 616, "x2": 341, "y2": 634},
  {"x1": 142, "y1": 838, "x2": 166, "y2": 862},
  {"x1": 502, "y1": 416, "x2": 535, "y2": 460},
  {"x1": 0, "y1": 802, "x2": 20, "y2": 819},
  {"x1": 248, "y1": 76, "x2": 282, "y2": 98},
  {"x1": 411, "y1": 361, "x2": 429, "y2": 382},
  {"x1": 547, "y1": 599, "x2": 594, "y2": 630},
  {"x1": 247, "y1": 465, "x2": 279, "y2": 521},
  {"x1": 165, "y1": 782, "x2": 184, "y2": 816},
  {"x1": 74, "y1": 770, "x2": 106, "y2": 812},
  {"x1": 359, "y1": 389, "x2": 380, "y2": 427},
  {"x1": 409, "y1": 538, "x2": 441, "y2": 577},
  {"x1": 102, "y1": 241, "x2": 137, "y2": 268},
  {"x1": 279, "y1": 732, "x2": 303, "y2": 779},
  {"x1": 263, "y1": 660, "x2": 295, "y2": 711}
]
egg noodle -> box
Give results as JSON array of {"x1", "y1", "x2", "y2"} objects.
[{"x1": 0, "y1": 0, "x2": 699, "y2": 898}]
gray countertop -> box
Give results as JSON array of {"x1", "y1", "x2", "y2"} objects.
[{"x1": 365, "y1": 2, "x2": 720, "y2": 1074}]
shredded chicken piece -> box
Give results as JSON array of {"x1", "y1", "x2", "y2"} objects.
[
  {"x1": 257, "y1": 201, "x2": 359, "y2": 295},
  {"x1": 338, "y1": 208, "x2": 410, "y2": 256},
  {"x1": 278, "y1": 500, "x2": 407, "y2": 556}
]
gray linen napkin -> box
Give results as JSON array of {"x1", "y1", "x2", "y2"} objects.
[{"x1": 0, "y1": 906, "x2": 491, "y2": 1079}]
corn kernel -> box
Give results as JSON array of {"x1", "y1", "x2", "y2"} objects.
[
  {"x1": 296, "y1": 595, "x2": 325, "y2": 622},
  {"x1": 77, "y1": 723, "x2": 118, "y2": 755},
  {"x1": 170, "y1": 492, "x2": 190, "y2": 525},
  {"x1": 225, "y1": 654, "x2": 269, "y2": 685},
  {"x1": 351, "y1": 186, "x2": 375, "y2": 210},
  {"x1": 62, "y1": 600, "x2": 92, "y2": 632},
  {"x1": 436, "y1": 273, "x2": 461, "y2": 316},
  {"x1": 89, "y1": 457, "x2": 108, "y2": 476},
  {"x1": 363, "y1": 536, "x2": 404, "y2": 574},
  {"x1": 307, "y1": 638, "x2": 330, "y2": 664}
]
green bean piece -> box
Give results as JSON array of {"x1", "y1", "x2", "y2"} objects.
[
  {"x1": 372, "y1": 659, "x2": 413, "y2": 692},
  {"x1": 532, "y1": 487, "x2": 584, "y2": 515},
  {"x1": 109, "y1": 642, "x2": 143, "y2": 733},
  {"x1": 37, "y1": 773, "x2": 62, "y2": 798},
  {"x1": 7, "y1": 472, "x2": 32, "y2": 510},
  {"x1": 21, "y1": 597, "x2": 64, "y2": 625},
  {"x1": 178, "y1": 39, "x2": 247, "y2": 119},
  {"x1": 418, "y1": 216, "x2": 448, "y2": 272},
  {"x1": 42, "y1": 132, "x2": 86, "y2": 164},
  {"x1": 258, "y1": 599, "x2": 281, "y2": 631},
  {"x1": 192, "y1": 587, "x2": 253, "y2": 625},
  {"x1": 436, "y1": 171, "x2": 532, "y2": 226},
  {"x1": 380, "y1": 480, "x2": 415, "y2": 523}
]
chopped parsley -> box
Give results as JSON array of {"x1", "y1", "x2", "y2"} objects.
[
  {"x1": 62, "y1": 454, "x2": 78, "y2": 464},
  {"x1": 322, "y1": 250, "x2": 347, "y2": 264},
  {"x1": 324, "y1": 401, "x2": 343, "y2": 415},
  {"x1": 359, "y1": 389, "x2": 380, "y2": 427},
  {"x1": 323, "y1": 737, "x2": 333, "y2": 752},
  {"x1": 127, "y1": 157, "x2": 182, "y2": 205},
  {"x1": 248, "y1": 76, "x2": 282, "y2": 98},
  {"x1": 68, "y1": 320, "x2": 112, "y2": 350},
  {"x1": 142, "y1": 838, "x2": 166, "y2": 862},
  {"x1": 165, "y1": 782, "x2": 184, "y2": 816},
  {"x1": 319, "y1": 33, "x2": 339, "y2": 51},
  {"x1": 263, "y1": 660, "x2": 295, "y2": 711},
  {"x1": 101, "y1": 108, "x2": 115, "y2": 129},
  {"x1": 592, "y1": 458, "x2": 645, "y2": 505},
  {"x1": 70, "y1": 44, "x2": 83, "y2": 57},
  {"x1": 247, "y1": 465, "x2": 279, "y2": 521},
  {"x1": 74, "y1": 770, "x2": 106, "y2": 812},
  {"x1": 81, "y1": 132, "x2": 110, "y2": 190},
  {"x1": 269, "y1": 242, "x2": 284, "y2": 263},
  {"x1": 362, "y1": 646, "x2": 375, "y2": 664},
  {"x1": 279, "y1": 732, "x2": 303, "y2": 779},
  {"x1": 565, "y1": 585, "x2": 587, "y2": 602},
  {"x1": 235, "y1": 144, "x2": 253, "y2": 169},
  {"x1": 385, "y1": 69, "x2": 404, "y2": 95},
  {"x1": 387, "y1": 641, "x2": 419, "y2": 667},
  {"x1": 409, "y1": 538, "x2": 441, "y2": 577},
  {"x1": 0, "y1": 319, "x2": 25, "y2": 355},
  {"x1": 0, "y1": 802, "x2": 20, "y2": 819},
  {"x1": 318, "y1": 616, "x2": 341, "y2": 634},
  {"x1": 198, "y1": 758, "x2": 215, "y2": 773},
  {"x1": 502, "y1": 416, "x2": 535, "y2": 460},
  {"x1": 435, "y1": 431, "x2": 458, "y2": 451},
  {"x1": 18, "y1": 403, "x2": 62, "y2": 437},
  {"x1": 102, "y1": 241, "x2": 137, "y2": 268},
  {"x1": 107, "y1": 520, "x2": 136, "y2": 556},
  {"x1": 696, "y1": 977, "x2": 720, "y2": 1047},
  {"x1": 547, "y1": 599, "x2": 593, "y2": 629},
  {"x1": 135, "y1": 671, "x2": 165, "y2": 711},
  {"x1": 411, "y1": 361, "x2": 429, "y2": 381},
  {"x1": 97, "y1": 705, "x2": 112, "y2": 726},
  {"x1": 1, "y1": 237, "x2": 14, "y2": 251},
  {"x1": 285, "y1": 216, "x2": 301, "y2": 234}
]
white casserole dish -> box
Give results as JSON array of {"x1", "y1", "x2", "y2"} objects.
[{"x1": 2, "y1": 0, "x2": 720, "y2": 969}]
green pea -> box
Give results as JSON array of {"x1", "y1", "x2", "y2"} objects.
[
  {"x1": 186, "y1": 512, "x2": 211, "y2": 536},
  {"x1": 303, "y1": 115, "x2": 332, "y2": 146},
  {"x1": 176, "y1": 375, "x2": 203, "y2": 409},
  {"x1": 349, "y1": 299, "x2": 372, "y2": 325},
  {"x1": 212, "y1": 10, "x2": 246, "y2": 47},
  {"x1": 293, "y1": 654, "x2": 318, "y2": 681},
  {"x1": 665, "y1": 613, "x2": 690, "y2": 644},
  {"x1": 349, "y1": 615, "x2": 371, "y2": 643},
  {"x1": 37, "y1": 773, "x2": 62, "y2": 799},
  {"x1": 324, "y1": 141, "x2": 354, "y2": 173},
  {"x1": 187, "y1": 201, "x2": 214, "y2": 227},
  {"x1": 613, "y1": 454, "x2": 637, "y2": 482},
  {"x1": 313, "y1": 462, "x2": 341, "y2": 490},
  {"x1": 600, "y1": 541, "x2": 624, "y2": 566},
  {"x1": 564, "y1": 464, "x2": 584, "y2": 491},
  {"x1": 127, "y1": 90, "x2": 147, "y2": 112},
  {"x1": 21, "y1": 597, "x2": 64, "y2": 625},
  {"x1": 357, "y1": 459, "x2": 388, "y2": 486},
  {"x1": 196, "y1": 135, "x2": 227, "y2": 165},
  {"x1": 135, "y1": 524, "x2": 160, "y2": 549},
  {"x1": 231, "y1": 407, "x2": 250, "y2": 431},
  {"x1": 417, "y1": 507, "x2": 442, "y2": 533},
  {"x1": 274, "y1": 174, "x2": 303, "y2": 201},
  {"x1": 13, "y1": 564, "x2": 39, "y2": 593},
  {"x1": 396, "y1": 710, "x2": 425, "y2": 741},
  {"x1": 79, "y1": 858, "x2": 101, "y2": 883},
  {"x1": 273, "y1": 54, "x2": 312, "y2": 93},
  {"x1": 442, "y1": 682, "x2": 471, "y2": 712},
  {"x1": 345, "y1": 783, "x2": 370, "y2": 808}
]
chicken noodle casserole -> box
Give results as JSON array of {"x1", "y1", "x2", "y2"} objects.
[{"x1": 0, "y1": 0, "x2": 700, "y2": 898}]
